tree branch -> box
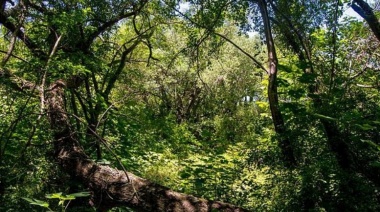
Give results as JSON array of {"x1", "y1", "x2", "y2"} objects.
[
  {"x1": 1, "y1": 29, "x2": 17, "y2": 66},
  {"x1": 103, "y1": 38, "x2": 142, "y2": 98},
  {"x1": 0, "y1": 49, "x2": 27, "y2": 63},
  {"x1": 0, "y1": 68, "x2": 38, "y2": 93},
  {"x1": 214, "y1": 32, "x2": 268, "y2": 73},
  {"x1": 268, "y1": 0, "x2": 313, "y2": 68},
  {"x1": 45, "y1": 80, "x2": 247, "y2": 211},
  {"x1": 170, "y1": 3, "x2": 267, "y2": 74},
  {"x1": 351, "y1": 0, "x2": 380, "y2": 42},
  {"x1": 0, "y1": 11, "x2": 43, "y2": 56},
  {"x1": 83, "y1": 0, "x2": 148, "y2": 50}
]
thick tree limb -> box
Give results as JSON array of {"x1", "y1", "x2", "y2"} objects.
[
  {"x1": 0, "y1": 1, "x2": 246, "y2": 210},
  {"x1": 103, "y1": 38, "x2": 142, "y2": 98},
  {"x1": 45, "y1": 81, "x2": 247, "y2": 211},
  {"x1": 351, "y1": 0, "x2": 380, "y2": 42},
  {"x1": 83, "y1": 0, "x2": 148, "y2": 50},
  {"x1": 0, "y1": 11, "x2": 43, "y2": 56},
  {"x1": 0, "y1": 49, "x2": 27, "y2": 62}
]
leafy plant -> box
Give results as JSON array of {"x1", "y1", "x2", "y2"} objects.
[{"x1": 23, "y1": 191, "x2": 90, "y2": 211}]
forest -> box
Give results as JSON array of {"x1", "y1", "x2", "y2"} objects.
[{"x1": 0, "y1": 0, "x2": 380, "y2": 211}]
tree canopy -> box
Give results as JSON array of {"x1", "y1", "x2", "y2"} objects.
[{"x1": 1, "y1": 0, "x2": 380, "y2": 211}]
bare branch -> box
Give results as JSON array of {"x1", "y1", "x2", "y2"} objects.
[
  {"x1": 214, "y1": 32, "x2": 268, "y2": 73},
  {"x1": 0, "y1": 49, "x2": 27, "y2": 62},
  {"x1": 1, "y1": 30, "x2": 17, "y2": 66},
  {"x1": 356, "y1": 83, "x2": 377, "y2": 88},
  {"x1": 40, "y1": 35, "x2": 62, "y2": 117},
  {"x1": 170, "y1": 3, "x2": 267, "y2": 74}
]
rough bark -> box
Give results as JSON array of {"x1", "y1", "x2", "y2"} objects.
[
  {"x1": 257, "y1": 0, "x2": 296, "y2": 167},
  {"x1": 0, "y1": 1, "x2": 247, "y2": 209},
  {"x1": 46, "y1": 80, "x2": 246, "y2": 211},
  {"x1": 351, "y1": 0, "x2": 380, "y2": 42}
]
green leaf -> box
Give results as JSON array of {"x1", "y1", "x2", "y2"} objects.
[
  {"x1": 60, "y1": 195, "x2": 76, "y2": 201},
  {"x1": 313, "y1": 113, "x2": 336, "y2": 121},
  {"x1": 288, "y1": 89, "x2": 304, "y2": 99},
  {"x1": 370, "y1": 161, "x2": 380, "y2": 168},
  {"x1": 96, "y1": 159, "x2": 111, "y2": 165},
  {"x1": 298, "y1": 73, "x2": 317, "y2": 84},
  {"x1": 180, "y1": 172, "x2": 192, "y2": 179},
  {"x1": 297, "y1": 61, "x2": 311, "y2": 70},
  {"x1": 278, "y1": 64, "x2": 293, "y2": 73},
  {"x1": 22, "y1": 197, "x2": 34, "y2": 203},
  {"x1": 193, "y1": 168, "x2": 205, "y2": 174},
  {"x1": 22, "y1": 198, "x2": 49, "y2": 208},
  {"x1": 256, "y1": 101, "x2": 269, "y2": 110},
  {"x1": 277, "y1": 78, "x2": 290, "y2": 87},
  {"x1": 361, "y1": 139, "x2": 380, "y2": 151},
  {"x1": 220, "y1": 159, "x2": 228, "y2": 164},
  {"x1": 195, "y1": 178, "x2": 206, "y2": 186},
  {"x1": 356, "y1": 124, "x2": 374, "y2": 131},
  {"x1": 69, "y1": 191, "x2": 91, "y2": 197},
  {"x1": 46, "y1": 192, "x2": 63, "y2": 199}
]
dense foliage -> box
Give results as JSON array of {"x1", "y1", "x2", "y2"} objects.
[{"x1": 0, "y1": 0, "x2": 380, "y2": 211}]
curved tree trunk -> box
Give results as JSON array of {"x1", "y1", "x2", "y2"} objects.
[
  {"x1": 46, "y1": 80, "x2": 246, "y2": 211},
  {"x1": 257, "y1": 0, "x2": 296, "y2": 167}
]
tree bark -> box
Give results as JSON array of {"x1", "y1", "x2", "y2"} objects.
[
  {"x1": 351, "y1": 0, "x2": 380, "y2": 42},
  {"x1": 257, "y1": 0, "x2": 296, "y2": 167},
  {"x1": 46, "y1": 80, "x2": 246, "y2": 211}
]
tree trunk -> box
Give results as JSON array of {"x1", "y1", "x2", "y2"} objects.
[
  {"x1": 270, "y1": 0, "x2": 380, "y2": 187},
  {"x1": 46, "y1": 80, "x2": 246, "y2": 211},
  {"x1": 257, "y1": 0, "x2": 296, "y2": 167}
]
